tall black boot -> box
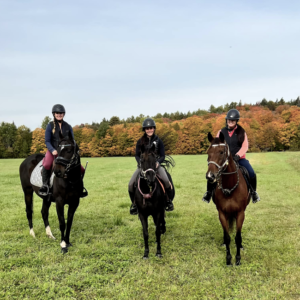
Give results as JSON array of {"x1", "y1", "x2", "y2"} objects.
[
  {"x1": 129, "y1": 190, "x2": 138, "y2": 215},
  {"x1": 38, "y1": 167, "x2": 51, "y2": 196},
  {"x1": 202, "y1": 181, "x2": 215, "y2": 203},
  {"x1": 165, "y1": 186, "x2": 174, "y2": 211},
  {"x1": 250, "y1": 175, "x2": 260, "y2": 203}
]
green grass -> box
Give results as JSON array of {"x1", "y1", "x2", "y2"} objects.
[{"x1": 0, "y1": 153, "x2": 300, "y2": 299}]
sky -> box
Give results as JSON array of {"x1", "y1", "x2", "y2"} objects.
[{"x1": 0, "y1": 0, "x2": 300, "y2": 130}]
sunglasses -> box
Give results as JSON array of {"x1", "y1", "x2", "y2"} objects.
[
  {"x1": 55, "y1": 112, "x2": 64, "y2": 115},
  {"x1": 145, "y1": 127, "x2": 154, "y2": 130}
]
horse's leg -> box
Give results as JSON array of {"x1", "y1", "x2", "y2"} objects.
[
  {"x1": 56, "y1": 201, "x2": 67, "y2": 254},
  {"x1": 235, "y1": 211, "x2": 245, "y2": 266},
  {"x1": 153, "y1": 214, "x2": 163, "y2": 258},
  {"x1": 23, "y1": 188, "x2": 35, "y2": 238},
  {"x1": 41, "y1": 198, "x2": 55, "y2": 240},
  {"x1": 219, "y1": 211, "x2": 232, "y2": 266},
  {"x1": 64, "y1": 201, "x2": 79, "y2": 247},
  {"x1": 139, "y1": 214, "x2": 149, "y2": 259}
]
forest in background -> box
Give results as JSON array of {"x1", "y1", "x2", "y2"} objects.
[{"x1": 1, "y1": 97, "x2": 300, "y2": 158}]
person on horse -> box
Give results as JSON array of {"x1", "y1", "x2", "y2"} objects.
[
  {"x1": 128, "y1": 118, "x2": 174, "y2": 215},
  {"x1": 38, "y1": 104, "x2": 88, "y2": 198},
  {"x1": 202, "y1": 108, "x2": 261, "y2": 204}
]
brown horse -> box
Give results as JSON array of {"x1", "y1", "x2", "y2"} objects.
[{"x1": 206, "y1": 132, "x2": 251, "y2": 265}]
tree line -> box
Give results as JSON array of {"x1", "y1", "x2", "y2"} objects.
[{"x1": 1, "y1": 98, "x2": 300, "y2": 158}]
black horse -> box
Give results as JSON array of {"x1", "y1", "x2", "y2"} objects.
[
  {"x1": 135, "y1": 143, "x2": 175, "y2": 259},
  {"x1": 19, "y1": 131, "x2": 83, "y2": 253}
]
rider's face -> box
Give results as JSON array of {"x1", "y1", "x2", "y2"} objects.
[
  {"x1": 227, "y1": 119, "x2": 237, "y2": 129},
  {"x1": 145, "y1": 127, "x2": 155, "y2": 137},
  {"x1": 55, "y1": 112, "x2": 64, "y2": 121}
]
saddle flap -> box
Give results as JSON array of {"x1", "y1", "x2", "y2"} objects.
[{"x1": 30, "y1": 160, "x2": 55, "y2": 188}]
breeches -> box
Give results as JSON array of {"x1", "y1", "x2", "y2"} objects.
[
  {"x1": 43, "y1": 150, "x2": 85, "y2": 174},
  {"x1": 128, "y1": 165, "x2": 170, "y2": 192},
  {"x1": 238, "y1": 158, "x2": 255, "y2": 178}
]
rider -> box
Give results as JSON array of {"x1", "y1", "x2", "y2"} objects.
[
  {"x1": 38, "y1": 104, "x2": 88, "y2": 198},
  {"x1": 128, "y1": 118, "x2": 174, "y2": 215},
  {"x1": 202, "y1": 108, "x2": 260, "y2": 204}
]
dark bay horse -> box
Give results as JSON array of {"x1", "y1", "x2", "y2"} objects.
[
  {"x1": 19, "y1": 131, "x2": 83, "y2": 253},
  {"x1": 206, "y1": 132, "x2": 251, "y2": 265},
  {"x1": 135, "y1": 143, "x2": 174, "y2": 259}
]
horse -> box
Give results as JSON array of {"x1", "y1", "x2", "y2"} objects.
[
  {"x1": 19, "y1": 131, "x2": 83, "y2": 253},
  {"x1": 206, "y1": 132, "x2": 251, "y2": 265},
  {"x1": 134, "y1": 143, "x2": 174, "y2": 259}
]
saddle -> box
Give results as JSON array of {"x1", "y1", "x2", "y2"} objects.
[
  {"x1": 239, "y1": 165, "x2": 251, "y2": 191},
  {"x1": 30, "y1": 160, "x2": 55, "y2": 188}
]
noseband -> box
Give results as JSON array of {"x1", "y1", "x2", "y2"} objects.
[{"x1": 207, "y1": 142, "x2": 239, "y2": 195}]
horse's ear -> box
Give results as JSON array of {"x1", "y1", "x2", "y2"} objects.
[
  {"x1": 150, "y1": 142, "x2": 156, "y2": 152},
  {"x1": 59, "y1": 130, "x2": 64, "y2": 140},
  {"x1": 208, "y1": 132, "x2": 213, "y2": 142},
  {"x1": 219, "y1": 132, "x2": 225, "y2": 143}
]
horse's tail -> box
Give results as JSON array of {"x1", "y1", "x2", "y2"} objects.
[{"x1": 228, "y1": 216, "x2": 235, "y2": 233}]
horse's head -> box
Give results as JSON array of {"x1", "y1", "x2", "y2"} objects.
[
  {"x1": 206, "y1": 132, "x2": 230, "y2": 183},
  {"x1": 54, "y1": 131, "x2": 79, "y2": 178},
  {"x1": 140, "y1": 143, "x2": 157, "y2": 187}
]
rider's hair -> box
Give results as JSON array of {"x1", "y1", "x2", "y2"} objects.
[{"x1": 52, "y1": 115, "x2": 56, "y2": 134}]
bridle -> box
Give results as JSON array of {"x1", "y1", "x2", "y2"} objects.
[
  {"x1": 207, "y1": 142, "x2": 239, "y2": 195},
  {"x1": 55, "y1": 140, "x2": 81, "y2": 179}
]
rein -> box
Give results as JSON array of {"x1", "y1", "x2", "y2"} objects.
[{"x1": 208, "y1": 142, "x2": 239, "y2": 196}]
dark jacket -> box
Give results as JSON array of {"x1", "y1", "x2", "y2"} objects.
[
  {"x1": 45, "y1": 120, "x2": 74, "y2": 153},
  {"x1": 220, "y1": 125, "x2": 245, "y2": 157},
  {"x1": 135, "y1": 134, "x2": 165, "y2": 165}
]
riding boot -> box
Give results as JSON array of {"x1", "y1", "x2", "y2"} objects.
[
  {"x1": 202, "y1": 181, "x2": 215, "y2": 203},
  {"x1": 129, "y1": 190, "x2": 138, "y2": 215},
  {"x1": 38, "y1": 167, "x2": 51, "y2": 196},
  {"x1": 165, "y1": 186, "x2": 174, "y2": 211},
  {"x1": 250, "y1": 175, "x2": 260, "y2": 203}
]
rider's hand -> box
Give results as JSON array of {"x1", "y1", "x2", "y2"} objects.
[
  {"x1": 233, "y1": 155, "x2": 240, "y2": 163},
  {"x1": 52, "y1": 150, "x2": 58, "y2": 156},
  {"x1": 156, "y1": 162, "x2": 159, "y2": 169}
]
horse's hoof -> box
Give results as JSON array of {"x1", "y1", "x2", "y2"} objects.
[
  {"x1": 143, "y1": 256, "x2": 149, "y2": 260},
  {"x1": 226, "y1": 263, "x2": 233, "y2": 266},
  {"x1": 156, "y1": 253, "x2": 163, "y2": 258},
  {"x1": 67, "y1": 243, "x2": 73, "y2": 248},
  {"x1": 61, "y1": 247, "x2": 68, "y2": 254},
  {"x1": 236, "y1": 261, "x2": 241, "y2": 266}
]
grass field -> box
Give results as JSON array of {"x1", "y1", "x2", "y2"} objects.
[{"x1": 0, "y1": 152, "x2": 300, "y2": 299}]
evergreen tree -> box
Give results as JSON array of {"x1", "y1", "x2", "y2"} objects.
[{"x1": 41, "y1": 116, "x2": 52, "y2": 130}]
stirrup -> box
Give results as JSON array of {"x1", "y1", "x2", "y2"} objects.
[
  {"x1": 252, "y1": 192, "x2": 260, "y2": 204},
  {"x1": 165, "y1": 200, "x2": 174, "y2": 212},
  {"x1": 130, "y1": 203, "x2": 138, "y2": 215},
  {"x1": 202, "y1": 192, "x2": 211, "y2": 203},
  {"x1": 38, "y1": 185, "x2": 49, "y2": 196},
  {"x1": 80, "y1": 187, "x2": 88, "y2": 198}
]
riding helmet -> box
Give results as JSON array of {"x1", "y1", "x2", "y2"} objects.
[
  {"x1": 52, "y1": 104, "x2": 66, "y2": 114},
  {"x1": 142, "y1": 118, "x2": 156, "y2": 131},
  {"x1": 225, "y1": 109, "x2": 240, "y2": 121}
]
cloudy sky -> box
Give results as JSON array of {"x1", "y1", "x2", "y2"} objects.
[{"x1": 0, "y1": 0, "x2": 299, "y2": 129}]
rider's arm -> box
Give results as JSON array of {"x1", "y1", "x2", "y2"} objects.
[
  {"x1": 45, "y1": 123, "x2": 55, "y2": 153},
  {"x1": 135, "y1": 140, "x2": 141, "y2": 164},
  {"x1": 157, "y1": 140, "x2": 165, "y2": 164},
  {"x1": 69, "y1": 125, "x2": 75, "y2": 139},
  {"x1": 236, "y1": 133, "x2": 248, "y2": 158},
  {"x1": 216, "y1": 130, "x2": 221, "y2": 137}
]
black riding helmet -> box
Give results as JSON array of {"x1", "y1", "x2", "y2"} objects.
[
  {"x1": 52, "y1": 104, "x2": 66, "y2": 114},
  {"x1": 225, "y1": 109, "x2": 240, "y2": 121},
  {"x1": 142, "y1": 118, "x2": 156, "y2": 131}
]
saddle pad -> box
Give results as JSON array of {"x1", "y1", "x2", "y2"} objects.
[
  {"x1": 239, "y1": 166, "x2": 250, "y2": 181},
  {"x1": 30, "y1": 160, "x2": 55, "y2": 188}
]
